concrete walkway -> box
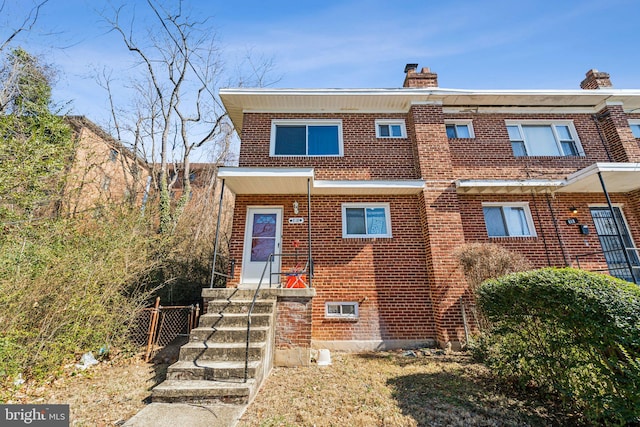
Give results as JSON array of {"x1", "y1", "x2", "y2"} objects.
[{"x1": 123, "y1": 402, "x2": 246, "y2": 427}]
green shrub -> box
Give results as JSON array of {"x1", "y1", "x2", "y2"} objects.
[{"x1": 476, "y1": 268, "x2": 640, "y2": 425}]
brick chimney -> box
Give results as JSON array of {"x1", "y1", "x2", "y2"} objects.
[
  {"x1": 580, "y1": 69, "x2": 613, "y2": 89},
  {"x1": 403, "y1": 64, "x2": 438, "y2": 88}
]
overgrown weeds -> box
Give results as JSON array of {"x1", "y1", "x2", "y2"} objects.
[{"x1": 0, "y1": 207, "x2": 166, "y2": 385}]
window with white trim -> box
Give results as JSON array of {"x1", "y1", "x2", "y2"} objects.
[
  {"x1": 375, "y1": 120, "x2": 406, "y2": 138},
  {"x1": 342, "y1": 203, "x2": 392, "y2": 238},
  {"x1": 445, "y1": 120, "x2": 474, "y2": 138},
  {"x1": 325, "y1": 302, "x2": 358, "y2": 319},
  {"x1": 482, "y1": 203, "x2": 536, "y2": 237},
  {"x1": 270, "y1": 120, "x2": 343, "y2": 156},
  {"x1": 629, "y1": 120, "x2": 640, "y2": 138},
  {"x1": 506, "y1": 121, "x2": 583, "y2": 157}
]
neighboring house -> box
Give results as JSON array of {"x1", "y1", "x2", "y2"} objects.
[
  {"x1": 62, "y1": 116, "x2": 150, "y2": 216},
  {"x1": 215, "y1": 66, "x2": 640, "y2": 351}
]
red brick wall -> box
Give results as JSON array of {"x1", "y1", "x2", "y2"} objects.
[
  {"x1": 275, "y1": 297, "x2": 313, "y2": 349},
  {"x1": 228, "y1": 194, "x2": 436, "y2": 342},
  {"x1": 596, "y1": 105, "x2": 640, "y2": 162},
  {"x1": 409, "y1": 104, "x2": 469, "y2": 345},
  {"x1": 239, "y1": 113, "x2": 418, "y2": 180},
  {"x1": 446, "y1": 112, "x2": 609, "y2": 180},
  {"x1": 459, "y1": 192, "x2": 640, "y2": 274}
]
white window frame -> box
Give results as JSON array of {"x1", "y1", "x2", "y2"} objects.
[
  {"x1": 445, "y1": 120, "x2": 475, "y2": 138},
  {"x1": 505, "y1": 120, "x2": 584, "y2": 157},
  {"x1": 270, "y1": 119, "x2": 344, "y2": 157},
  {"x1": 375, "y1": 119, "x2": 407, "y2": 138},
  {"x1": 482, "y1": 202, "x2": 537, "y2": 238},
  {"x1": 341, "y1": 203, "x2": 392, "y2": 238},
  {"x1": 325, "y1": 302, "x2": 358, "y2": 319},
  {"x1": 628, "y1": 119, "x2": 640, "y2": 138}
]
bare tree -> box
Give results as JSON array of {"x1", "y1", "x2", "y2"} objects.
[{"x1": 103, "y1": 0, "x2": 236, "y2": 233}]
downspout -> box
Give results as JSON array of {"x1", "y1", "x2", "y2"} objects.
[
  {"x1": 209, "y1": 179, "x2": 226, "y2": 288},
  {"x1": 597, "y1": 172, "x2": 637, "y2": 284},
  {"x1": 530, "y1": 191, "x2": 552, "y2": 266},
  {"x1": 307, "y1": 178, "x2": 313, "y2": 287},
  {"x1": 545, "y1": 192, "x2": 569, "y2": 266}
]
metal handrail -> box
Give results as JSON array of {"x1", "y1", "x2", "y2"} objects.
[
  {"x1": 575, "y1": 247, "x2": 640, "y2": 282},
  {"x1": 243, "y1": 252, "x2": 313, "y2": 382}
]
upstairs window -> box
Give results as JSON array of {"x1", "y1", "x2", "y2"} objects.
[
  {"x1": 342, "y1": 203, "x2": 392, "y2": 238},
  {"x1": 445, "y1": 120, "x2": 474, "y2": 138},
  {"x1": 271, "y1": 120, "x2": 343, "y2": 156},
  {"x1": 506, "y1": 121, "x2": 582, "y2": 157},
  {"x1": 482, "y1": 203, "x2": 536, "y2": 237},
  {"x1": 629, "y1": 120, "x2": 640, "y2": 138},
  {"x1": 375, "y1": 120, "x2": 406, "y2": 138}
]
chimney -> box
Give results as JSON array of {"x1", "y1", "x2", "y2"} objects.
[
  {"x1": 580, "y1": 69, "x2": 613, "y2": 90},
  {"x1": 403, "y1": 64, "x2": 438, "y2": 88}
]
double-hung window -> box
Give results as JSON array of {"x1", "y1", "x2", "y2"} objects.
[
  {"x1": 629, "y1": 120, "x2": 640, "y2": 138},
  {"x1": 482, "y1": 203, "x2": 536, "y2": 237},
  {"x1": 271, "y1": 120, "x2": 343, "y2": 156},
  {"x1": 342, "y1": 203, "x2": 392, "y2": 238},
  {"x1": 445, "y1": 120, "x2": 474, "y2": 138},
  {"x1": 506, "y1": 121, "x2": 582, "y2": 157},
  {"x1": 375, "y1": 120, "x2": 406, "y2": 138}
]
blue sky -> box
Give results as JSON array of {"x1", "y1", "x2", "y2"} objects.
[{"x1": 4, "y1": 0, "x2": 640, "y2": 135}]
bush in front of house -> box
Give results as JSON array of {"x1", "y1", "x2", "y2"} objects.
[
  {"x1": 0, "y1": 208, "x2": 165, "y2": 383},
  {"x1": 476, "y1": 268, "x2": 640, "y2": 425}
]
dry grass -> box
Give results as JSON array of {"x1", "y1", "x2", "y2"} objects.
[
  {"x1": 1, "y1": 351, "x2": 168, "y2": 427},
  {"x1": 239, "y1": 351, "x2": 573, "y2": 427},
  {"x1": 2, "y1": 348, "x2": 577, "y2": 426}
]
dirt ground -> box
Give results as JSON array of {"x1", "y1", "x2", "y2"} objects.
[{"x1": 2, "y1": 347, "x2": 576, "y2": 427}]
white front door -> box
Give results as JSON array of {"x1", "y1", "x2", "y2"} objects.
[{"x1": 241, "y1": 207, "x2": 283, "y2": 286}]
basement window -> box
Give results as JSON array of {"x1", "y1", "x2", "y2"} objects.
[{"x1": 325, "y1": 302, "x2": 358, "y2": 319}]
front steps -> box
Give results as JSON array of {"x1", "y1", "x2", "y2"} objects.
[{"x1": 152, "y1": 289, "x2": 276, "y2": 405}]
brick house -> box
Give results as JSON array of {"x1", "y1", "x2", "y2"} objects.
[
  {"x1": 214, "y1": 66, "x2": 640, "y2": 353},
  {"x1": 62, "y1": 116, "x2": 151, "y2": 215}
]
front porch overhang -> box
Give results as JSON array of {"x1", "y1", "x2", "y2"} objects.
[
  {"x1": 456, "y1": 163, "x2": 640, "y2": 195},
  {"x1": 455, "y1": 179, "x2": 565, "y2": 195},
  {"x1": 218, "y1": 167, "x2": 425, "y2": 195},
  {"x1": 555, "y1": 162, "x2": 640, "y2": 193}
]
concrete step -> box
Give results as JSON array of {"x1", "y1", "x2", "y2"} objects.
[
  {"x1": 167, "y1": 360, "x2": 261, "y2": 381},
  {"x1": 189, "y1": 326, "x2": 268, "y2": 343},
  {"x1": 178, "y1": 341, "x2": 265, "y2": 362},
  {"x1": 203, "y1": 288, "x2": 278, "y2": 301},
  {"x1": 152, "y1": 379, "x2": 255, "y2": 405},
  {"x1": 198, "y1": 312, "x2": 272, "y2": 328},
  {"x1": 207, "y1": 300, "x2": 274, "y2": 314}
]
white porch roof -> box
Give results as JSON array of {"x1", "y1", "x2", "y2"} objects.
[
  {"x1": 217, "y1": 167, "x2": 425, "y2": 195},
  {"x1": 456, "y1": 163, "x2": 640, "y2": 195}
]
